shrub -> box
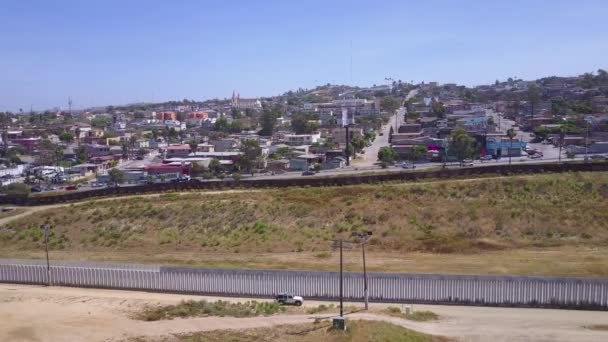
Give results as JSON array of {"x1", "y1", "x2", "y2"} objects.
[
  {"x1": 136, "y1": 300, "x2": 285, "y2": 321},
  {"x1": 1, "y1": 183, "x2": 30, "y2": 196}
]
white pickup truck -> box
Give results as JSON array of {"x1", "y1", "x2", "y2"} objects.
[{"x1": 274, "y1": 293, "x2": 303, "y2": 306}]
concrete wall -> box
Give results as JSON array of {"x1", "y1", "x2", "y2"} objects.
[{"x1": 0, "y1": 259, "x2": 607, "y2": 310}]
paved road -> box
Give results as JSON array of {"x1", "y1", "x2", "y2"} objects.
[{"x1": 353, "y1": 88, "x2": 417, "y2": 167}]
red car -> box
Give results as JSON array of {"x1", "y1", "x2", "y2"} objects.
[{"x1": 65, "y1": 185, "x2": 78, "y2": 191}]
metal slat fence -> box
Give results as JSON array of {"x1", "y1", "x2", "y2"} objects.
[{"x1": 1, "y1": 259, "x2": 606, "y2": 309}]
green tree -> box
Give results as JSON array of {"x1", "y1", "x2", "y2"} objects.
[
  {"x1": 351, "y1": 136, "x2": 366, "y2": 154},
  {"x1": 258, "y1": 109, "x2": 277, "y2": 136},
  {"x1": 506, "y1": 128, "x2": 517, "y2": 165},
  {"x1": 291, "y1": 113, "x2": 320, "y2": 134},
  {"x1": 208, "y1": 159, "x2": 222, "y2": 175},
  {"x1": 108, "y1": 168, "x2": 125, "y2": 187},
  {"x1": 91, "y1": 116, "x2": 111, "y2": 128},
  {"x1": 431, "y1": 100, "x2": 446, "y2": 119},
  {"x1": 449, "y1": 128, "x2": 475, "y2": 167},
  {"x1": 214, "y1": 117, "x2": 230, "y2": 133},
  {"x1": 409, "y1": 145, "x2": 428, "y2": 164},
  {"x1": 59, "y1": 132, "x2": 74, "y2": 143},
  {"x1": 381, "y1": 97, "x2": 401, "y2": 126},
  {"x1": 363, "y1": 131, "x2": 376, "y2": 144},
  {"x1": 0, "y1": 183, "x2": 30, "y2": 196},
  {"x1": 527, "y1": 84, "x2": 541, "y2": 121},
  {"x1": 238, "y1": 139, "x2": 262, "y2": 176},
  {"x1": 377, "y1": 146, "x2": 397, "y2": 165},
  {"x1": 533, "y1": 126, "x2": 548, "y2": 141},
  {"x1": 188, "y1": 140, "x2": 198, "y2": 152}
]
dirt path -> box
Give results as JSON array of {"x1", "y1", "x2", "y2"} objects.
[{"x1": 1, "y1": 284, "x2": 607, "y2": 342}]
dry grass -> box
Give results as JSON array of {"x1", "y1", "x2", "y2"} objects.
[
  {"x1": 127, "y1": 320, "x2": 451, "y2": 342},
  {"x1": 0, "y1": 208, "x2": 26, "y2": 220},
  {"x1": 584, "y1": 324, "x2": 608, "y2": 331},
  {"x1": 1, "y1": 172, "x2": 607, "y2": 276},
  {"x1": 135, "y1": 300, "x2": 286, "y2": 321},
  {"x1": 382, "y1": 307, "x2": 439, "y2": 321}
]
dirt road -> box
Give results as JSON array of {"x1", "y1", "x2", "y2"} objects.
[{"x1": 1, "y1": 284, "x2": 607, "y2": 342}]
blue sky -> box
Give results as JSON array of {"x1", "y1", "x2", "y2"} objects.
[{"x1": 1, "y1": 0, "x2": 607, "y2": 111}]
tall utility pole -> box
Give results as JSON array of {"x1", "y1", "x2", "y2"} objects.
[
  {"x1": 339, "y1": 239, "x2": 343, "y2": 317},
  {"x1": 361, "y1": 239, "x2": 368, "y2": 310},
  {"x1": 40, "y1": 225, "x2": 52, "y2": 286}
]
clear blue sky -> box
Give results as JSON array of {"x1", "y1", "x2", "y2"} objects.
[{"x1": 1, "y1": 0, "x2": 607, "y2": 111}]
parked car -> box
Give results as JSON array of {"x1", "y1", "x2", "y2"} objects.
[
  {"x1": 301, "y1": 170, "x2": 315, "y2": 176},
  {"x1": 30, "y1": 186, "x2": 42, "y2": 193},
  {"x1": 590, "y1": 155, "x2": 604, "y2": 160},
  {"x1": 530, "y1": 153, "x2": 543, "y2": 159},
  {"x1": 462, "y1": 159, "x2": 474, "y2": 166},
  {"x1": 136, "y1": 156, "x2": 144, "y2": 160},
  {"x1": 401, "y1": 163, "x2": 416, "y2": 169},
  {"x1": 65, "y1": 185, "x2": 78, "y2": 191},
  {"x1": 480, "y1": 155, "x2": 493, "y2": 161},
  {"x1": 274, "y1": 293, "x2": 303, "y2": 306}
]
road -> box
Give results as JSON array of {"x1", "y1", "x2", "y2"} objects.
[
  {"x1": 353, "y1": 88, "x2": 417, "y2": 167},
  {"x1": 1, "y1": 284, "x2": 607, "y2": 342}
]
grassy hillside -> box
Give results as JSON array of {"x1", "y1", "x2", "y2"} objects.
[{"x1": 0, "y1": 172, "x2": 607, "y2": 276}]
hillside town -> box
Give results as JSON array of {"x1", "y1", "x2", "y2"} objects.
[{"x1": 1, "y1": 70, "x2": 608, "y2": 194}]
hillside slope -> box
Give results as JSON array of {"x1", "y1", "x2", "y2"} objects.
[{"x1": 1, "y1": 172, "x2": 607, "y2": 276}]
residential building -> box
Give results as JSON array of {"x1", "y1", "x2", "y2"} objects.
[
  {"x1": 85, "y1": 144, "x2": 111, "y2": 157},
  {"x1": 328, "y1": 127, "x2": 363, "y2": 145},
  {"x1": 9, "y1": 137, "x2": 40, "y2": 153},
  {"x1": 284, "y1": 133, "x2": 321, "y2": 146},
  {"x1": 165, "y1": 144, "x2": 192, "y2": 158},
  {"x1": 156, "y1": 111, "x2": 177, "y2": 121}
]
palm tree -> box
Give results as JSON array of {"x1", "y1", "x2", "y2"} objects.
[{"x1": 506, "y1": 128, "x2": 516, "y2": 165}]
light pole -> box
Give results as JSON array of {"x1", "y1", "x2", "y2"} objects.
[
  {"x1": 40, "y1": 224, "x2": 52, "y2": 286},
  {"x1": 354, "y1": 231, "x2": 373, "y2": 310}
]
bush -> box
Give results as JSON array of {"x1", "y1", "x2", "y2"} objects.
[
  {"x1": 306, "y1": 304, "x2": 329, "y2": 314},
  {"x1": 1, "y1": 183, "x2": 30, "y2": 196},
  {"x1": 136, "y1": 300, "x2": 285, "y2": 321},
  {"x1": 386, "y1": 306, "x2": 401, "y2": 314}
]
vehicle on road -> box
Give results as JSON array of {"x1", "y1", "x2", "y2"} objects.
[
  {"x1": 379, "y1": 132, "x2": 384, "y2": 136},
  {"x1": 480, "y1": 155, "x2": 493, "y2": 161},
  {"x1": 30, "y1": 186, "x2": 42, "y2": 193},
  {"x1": 530, "y1": 154, "x2": 543, "y2": 159},
  {"x1": 135, "y1": 156, "x2": 144, "y2": 160},
  {"x1": 462, "y1": 159, "x2": 474, "y2": 166},
  {"x1": 275, "y1": 293, "x2": 303, "y2": 306},
  {"x1": 590, "y1": 155, "x2": 604, "y2": 160},
  {"x1": 301, "y1": 170, "x2": 315, "y2": 176},
  {"x1": 65, "y1": 185, "x2": 78, "y2": 191}
]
